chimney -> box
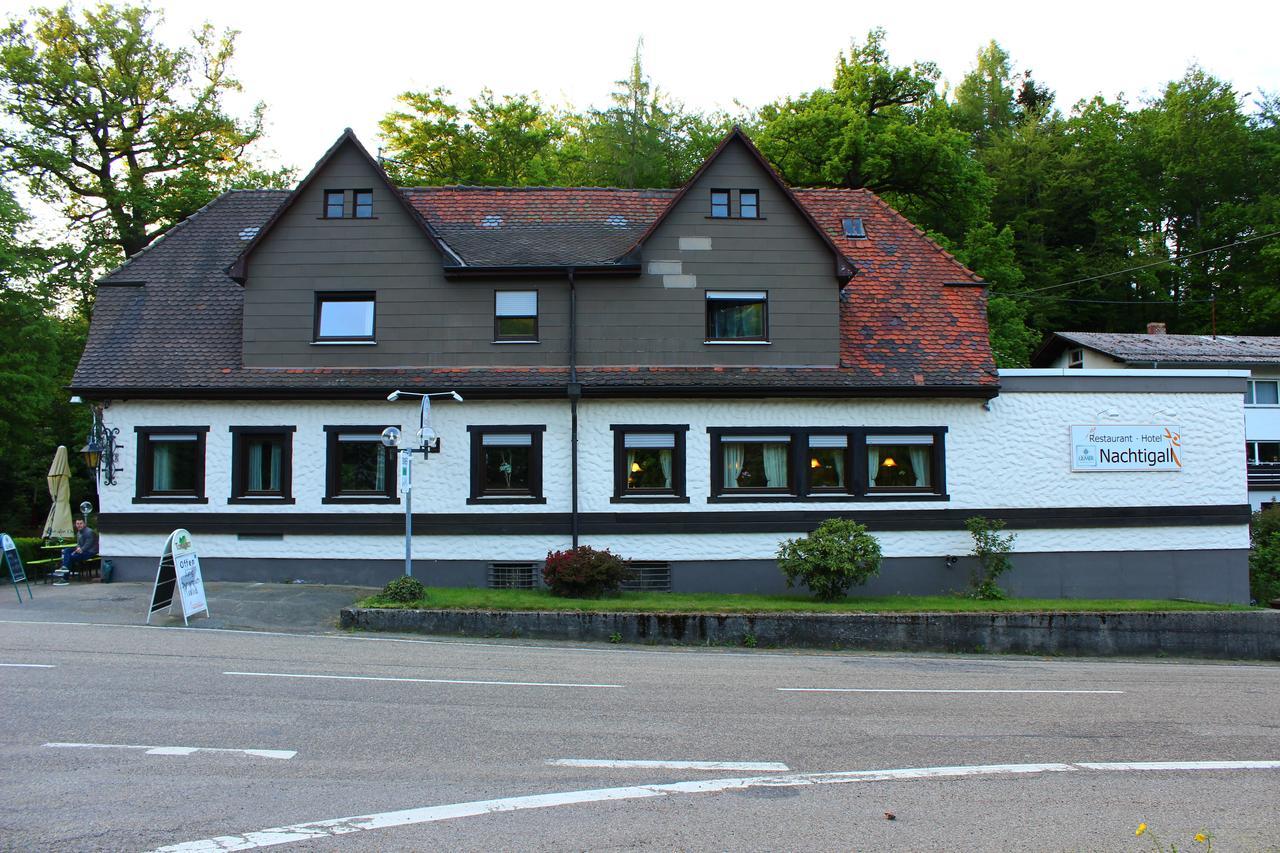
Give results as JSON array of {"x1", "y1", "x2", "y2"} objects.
[{"x1": 1146, "y1": 322, "x2": 1167, "y2": 336}]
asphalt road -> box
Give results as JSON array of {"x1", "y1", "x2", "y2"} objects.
[{"x1": 2, "y1": 611, "x2": 1279, "y2": 852}]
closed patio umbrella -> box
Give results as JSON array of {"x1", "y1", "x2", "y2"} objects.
[{"x1": 42, "y1": 445, "x2": 74, "y2": 541}]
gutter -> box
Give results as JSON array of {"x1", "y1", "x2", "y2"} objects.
[{"x1": 443, "y1": 263, "x2": 639, "y2": 279}]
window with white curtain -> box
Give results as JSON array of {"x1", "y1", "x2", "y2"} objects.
[
  {"x1": 230, "y1": 427, "x2": 294, "y2": 502},
  {"x1": 807, "y1": 434, "x2": 848, "y2": 491},
  {"x1": 324, "y1": 427, "x2": 398, "y2": 503},
  {"x1": 721, "y1": 435, "x2": 791, "y2": 491},
  {"x1": 135, "y1": 427, "x2": 208, "y2": 502},
  {"x1": 866, "y1": 434, "x2": 934, "y2": 491}
]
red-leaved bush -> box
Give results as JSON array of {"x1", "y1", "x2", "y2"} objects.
[{"x1": 542, "y1": 546, "x2": 632, "y2": 598}]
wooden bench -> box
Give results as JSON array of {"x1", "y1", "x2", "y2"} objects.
[{"x1": 29, "y1": 554, "x2": 100, "y2": 583}]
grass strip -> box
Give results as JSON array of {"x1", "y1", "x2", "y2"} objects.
[{"x1": 357, "y1": 587, "x2": 1252, "y2": 614}]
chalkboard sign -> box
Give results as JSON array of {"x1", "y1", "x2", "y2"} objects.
[
  {"x1": 2, "y1": 533, "x2": 32, "y2": 603},
  {"x1": 146, "y1": 529, "x2": 208, "y2": 625}
]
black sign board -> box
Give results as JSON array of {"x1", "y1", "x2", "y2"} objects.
[
  {"x1": 148, "y1": 552, "x2": 177, "y2": 617},
  {"x1": 2, "y1": 533, "x2": 32, "y2": 603}
]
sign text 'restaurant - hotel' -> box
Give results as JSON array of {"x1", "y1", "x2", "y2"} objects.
[{"x1": 1071, "y1": 425, "x2": 1183, "y2": 472}]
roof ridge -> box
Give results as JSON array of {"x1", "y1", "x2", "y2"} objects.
[
  {"x1": 402, "y1": 185, "x2": 679, "y2": 193},
  {"x1": 97, "y1": 190, "x2": 237, "y2": 283}
]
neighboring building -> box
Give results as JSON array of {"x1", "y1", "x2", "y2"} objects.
[
  {"x1": 1035, "y1": 325, "x2": 1280, "y2": 510},
  {"x1": 70, "y1": 128, "x2": 1252, "y2": 602}
]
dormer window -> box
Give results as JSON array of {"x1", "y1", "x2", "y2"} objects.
[
  {"x1": 323, "y1": 189, "x2": 374, "y2": 219},
  {"x1": 739, "y1": 190, "x2": 759, "y2": 219},
  {"x1": 710, "y1": 189, "x2": 730, "y2": 218},
  {"x1": 1067, "y1": 348, "x2": 1084, "y2": 369}
]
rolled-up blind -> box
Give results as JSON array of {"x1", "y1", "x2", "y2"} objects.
[
  {"x1": 624, "y1": 433, "x2": 675, "y2": 448},
  {"x1": 482, "y1": 433, "x2": 532, "y2": 447},
  {"x1": 808, "y1": 435, "x2": 848, "y2": 448},
  {"x1": 496, "y1": 291, "x2": 537, "y2": 316},
  {"x1": 866, "y1": 434, "x2": 933, "y2": 445}
]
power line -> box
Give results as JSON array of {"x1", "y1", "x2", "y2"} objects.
[
  {"x1": 1011, "y1": 294, "x2": 1215, "y2": 304},
  {"x1": 1006, "y1": 229, "x2": 1280, "y2": 298}
]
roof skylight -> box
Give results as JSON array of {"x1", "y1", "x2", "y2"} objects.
[{"x1": 841, "y1": 217, "x2": 866, "y2": 239}]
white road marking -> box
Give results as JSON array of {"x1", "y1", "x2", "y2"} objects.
[
  {"x1": 1076, "y1": 760, "x2": 1280, "y2": 772},
  {"x1": 223, "y1": 670, "x2": 622, "y2": 689},
  {"x1": 777, "y1": 688, "x2": 1124, "y2": 694},
  {"x1": 0, "y1": 663, "x2": 55, "y2": 668},
  {"x1": 150, "y1": 763, "x2": 1070, "y2": 851},
  {"x1": 44, "y1": 742, "x2": 295, "y2": 760},
  {"x1": 548, "y1": 759, "x2": 790, "y2": 771},
  {"x1": 147, "y1": 759, "x2": 1280, "y2": 852}
]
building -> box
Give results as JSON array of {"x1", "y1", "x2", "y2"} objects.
[
  {"x1": 70, "y1": 128, "x2": 1252, "y2": 602},
  {"x1": 1035, "y1": 325, "x2": 1280, "y2": 510}
]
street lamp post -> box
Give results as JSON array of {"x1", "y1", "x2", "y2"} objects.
[{"x1": 382, "y1": 390, "x2": 463, "y2": 578}]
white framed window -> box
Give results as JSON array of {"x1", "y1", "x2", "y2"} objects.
[
  {"x1": 1247, "y1": 441, "x2": 1280, "y2": 465},
  {"x1": 1067, "y1": 349, "x2": 1084, "y2": 369},
  {"x1": 1246, "y1": 380, "x2": 1279, "y2": 406}
]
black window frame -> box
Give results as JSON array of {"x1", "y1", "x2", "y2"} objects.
[
  {"x1": 467, "y1": 425, "x2": 546, "y2": 504},
  {"x1": 314, "y1": 291, "x2": 377, "y2": 342},
  {"x1": 229, "y1": 426, "x2": 296, "y2": 504},
  {"x1": 353, "y1": 188, "x2": 373, "y2": 218},
  {"x1": 323, "y1": 425, "x2": 399, "y2": 504},
  {"x1": 133, "y1": 426, "x2": 209, "y2": 504},
  {"x1": 710, "y1": 188, "x2": 731, "y2": 218},
  {"x1": 610, "y1": 424, "x2": 690, "y2": 503},
  {"x1": 739, "y1": 189, "x2": 760, "y2": 219},
  {"x1": 493, "y1": 289, "x2": 539, "y2": 343},
  {"x1": 705, "y1": 290, "x2": 769, "y2": 343},
  {"x1": 708, "y1": 426, "x2": 948, "y2": 503},
  {"x1": 323, "y1": 189, "x2": 346, "y2": 219}
]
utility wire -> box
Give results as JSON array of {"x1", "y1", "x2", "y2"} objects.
[
  {"x1": 1006, "y1": 229, "x2": 1280, "y2": 298},
  {"x1": 1012, "y1": 295, "x2": 1216, "y2": 304}
]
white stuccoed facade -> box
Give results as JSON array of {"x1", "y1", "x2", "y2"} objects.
[{"x1": 95, "y1": 372, "x2": 1249, "y2": 575}]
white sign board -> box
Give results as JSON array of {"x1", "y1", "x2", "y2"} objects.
[
  {"x1": 147, "y1": 528, "x2": 209, "y2": 624},
  {"x1": 1070, "y1": 425, "x2": 1183, "y2": 472}
]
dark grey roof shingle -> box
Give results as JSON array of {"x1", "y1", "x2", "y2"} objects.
[{"x1": 1051, "y1": 332, "x2": 1280, "y2": 365}]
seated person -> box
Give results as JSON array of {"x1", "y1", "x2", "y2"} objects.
[{"x1": 59, "y1": 519, "x2": 98, "y2": 575}]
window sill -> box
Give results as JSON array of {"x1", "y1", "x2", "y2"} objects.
[
  {"x1": 228, "y1": 496, "x2": 296, "y2": 505},
  {"x1": 316, "y1": 216, "x2": 380, "y2": 220},
  {"x1": 312, "y1": 340, "x2": 377, "y2": 346},
  {"x1": 321, "y1": 496, "x2": 399, "y2": 505},
  {"x1": 704, "y1": 216, "x2": 767, "y2": 220},
  {"x1": 704, "y1": 340, "x2": 771, "y2": 345},
  {"x1": 491, "y1": 340, "x2": 541, "y2": 345},
  {"x1": 132, "y1": 496, "x2": 209, "y2": 505},
  {"x1": 707, "y1": 493, "x2": 950, "y2": 504},
  {"x1": 610, "y1": 495, "x2": 691, "y2": 504},
  {"x1": 466, "y1": 496, "x2": 547, "y2": 505}
]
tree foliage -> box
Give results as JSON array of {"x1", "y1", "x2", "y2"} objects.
[{"x1": 0, "y1": 3, "x2": 289, "y2": 273}]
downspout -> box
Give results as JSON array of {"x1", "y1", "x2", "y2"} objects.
[{"x1": 568, "y1": 268, "x2": 581, "y2": 549}]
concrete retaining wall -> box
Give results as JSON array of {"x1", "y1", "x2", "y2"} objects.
[{"x1": 340, "y1": 607, "x2": 1280, "y2": 660}]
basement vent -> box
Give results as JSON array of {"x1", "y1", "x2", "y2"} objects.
[
  {"x1": 488, "y1": 561, "x2": 538, "y2": 589},
  {"x1": 623, "y1": 561, "x2": 671, "y2": 592},
  {"x1": 238, "y1": 226, "x2": 260, "y2": 240}
]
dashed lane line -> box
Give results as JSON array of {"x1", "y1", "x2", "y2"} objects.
[
  {"x1": 44, "y1": 742, "x2": 296, "y2": 759},
  {"x1": 148, "y1": 759, "x2": 1280, "y2": 852},
  {"x1": 778, "y1": 688, "x2": 1124, "y2": 694},
  {"x1": 547, "y1": 759, "x2": 790, "y2": 771},
  {"x1": 223, "y1": 670, "x2": 623, "y2": 689}
]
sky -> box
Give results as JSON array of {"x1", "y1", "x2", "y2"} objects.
[{"x1": 1, "y1": 0, "x2": 1278, "y2": 174}]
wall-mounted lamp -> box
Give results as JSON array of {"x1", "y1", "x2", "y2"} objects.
[{"x1": 81, "y1": 406, "x2": 121, "y2": 487}]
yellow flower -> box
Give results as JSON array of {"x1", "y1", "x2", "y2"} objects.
[
  {"x1": 1136, "y1": 824, "x2": 1148, "y2": 836},
  {"x1": 1195, "y1": 833, "x2": 1208, "y2": 843}
]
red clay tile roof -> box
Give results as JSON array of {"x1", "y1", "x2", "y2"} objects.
[{"x1": 74, "y1": 182, "x2": 996, "y2": 396}]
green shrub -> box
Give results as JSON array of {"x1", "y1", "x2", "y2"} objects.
[
  {"x1": 965, "y1": 516, "x2": 1016, "y2": 600},
  {"x1": 776, "y1": 518, "x2": 882, "y2": 602},
  {"x1": 382, "y1": 575, "x2": 426, "y2": 603},
  {"x1": 1249, "y1": 508, "x2": 1280, "y2": 605},
  {"x1": 542, "y1": 546, "x2": 631, "y2": 598}
]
